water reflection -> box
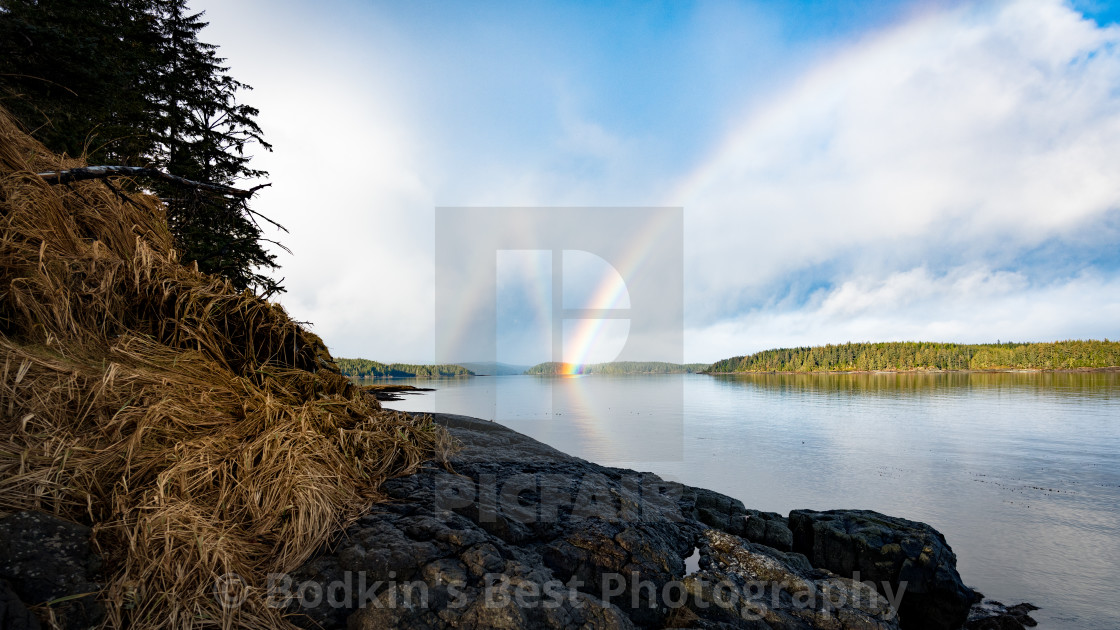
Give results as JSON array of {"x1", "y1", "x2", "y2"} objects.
[{"x1": 712, "y1": 370, "x2": 1120, "y2": 398}]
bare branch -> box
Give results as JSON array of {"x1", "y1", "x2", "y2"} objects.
[{"x1": 36, "y1": 166, "x2": 259, "y2": 199}]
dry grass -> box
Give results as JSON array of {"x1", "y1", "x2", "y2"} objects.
[{"x1": 0, "y1": 106, "x2": 453, "y2": 628}]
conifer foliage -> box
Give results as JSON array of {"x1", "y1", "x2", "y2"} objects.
[
  {"x1": 707, "y1": 340, "x2": 1120, "y2": 373},
  {"x1": 0, "y1": 0, "x2": 282, "y2": 295}
]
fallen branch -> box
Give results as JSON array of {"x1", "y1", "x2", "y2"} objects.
[{"x1": 35, "y1": 165, "x2": 267, "y2": 199}]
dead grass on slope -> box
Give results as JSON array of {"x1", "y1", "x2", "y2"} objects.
[{"x1": 0, "y1": 106, "x2": 452, "y2": 628}]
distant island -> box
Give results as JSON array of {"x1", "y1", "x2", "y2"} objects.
[
  {"x1": 336, "y1": 358, "x2": 474, "y2": 378},
  {"x1": 526, "y1": 361, "x2": 711, "y2": 375},
  {"x1": 455, "y1": 361, "x2": 533, "y2": 376},
  {"x1": 707, "y1": 340, "x2": 1120, "y2": 373}
]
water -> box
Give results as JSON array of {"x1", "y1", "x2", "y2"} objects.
[{"x1": 371, "y1": 371, "x2": 1120, "y2": 629}]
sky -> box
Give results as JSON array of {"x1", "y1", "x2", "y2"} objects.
[{"x1": 193, "y1": 0, "x2": 1120, "y2": 364}]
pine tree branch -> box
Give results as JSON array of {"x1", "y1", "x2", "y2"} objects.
[{"x1": 36, "y1": 165, "x2": 264, "y2": 199}]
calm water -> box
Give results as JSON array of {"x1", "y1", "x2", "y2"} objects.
[{"x1": 372, "y1": 372, "x2": 1120, "y2": 629}]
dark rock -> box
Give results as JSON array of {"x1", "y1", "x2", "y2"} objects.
[
  {"x1": 0, "y1": 580, "x2": 40, "y2": 630},
  {"x1": 789, "y1": 509, "x2": 976, "y2": 630},
  {"x1": 285, "y1": 415, "x2": 700, "y2": 629},
  {"x1": 677, "y1": 482, "x2": 794, "y2": 554},
  {"x1": 281, "y1": 415, "x2": 924, "y2": 629},
  {"x1": 742, "y1": 509, "x2": 794, "y2": 552},
  {"x1": 0, "y1": 511, "x2": 103, "y2": 630},
  {"x1": 964, "y1": 599, "x2": 1039, "y2": 629},
  {"x1": 691, "y1": 487, "x2": 749, "y2": 534},
  {"x1": 680, "y1": 529, "x2": 901, "y2": 629}
]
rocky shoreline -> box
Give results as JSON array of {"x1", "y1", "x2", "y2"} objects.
[{"x1": 0, "y1": 413, "x2": 1038, "y2": 629}]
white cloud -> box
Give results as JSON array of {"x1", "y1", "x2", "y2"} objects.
[
  {"x1": 675, "y1": 0, "x2": 1120, "y2": 332},
  {"x1": 686, "y1": 265, "x2": 1120, "y2": 360},
  {"x1": 192, "y1": 1, "x2": 437, "y2": 361},
  {"x1": 192, "y1": 0, "x2": 1120, "y2": 363},
  {"x1": 672, "y1": 1, "x2": 1120, "y2": 302},
  {"x1": 190, "y1": 0, "x2": 682, "y2": 361}
]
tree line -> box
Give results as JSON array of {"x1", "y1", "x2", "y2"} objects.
[
  {"x1": 0, "y1": 0, "x2": 281, "y2": 295},
  {"x1": 336, "y1": 358, "x2": 474, "y2": 379},
  {"x1": 526, "y1": 361, "x2": 711, "y2": 375},
  {"x1": 706, "y1": 340, "x2": 1120, "y2": 373}
]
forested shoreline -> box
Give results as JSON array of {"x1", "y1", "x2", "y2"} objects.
[
  {"x1": 337, "y1": 358, "x2": 474, "y2": 378},
  {"x1": 707, "y1": 340, "x2": 1120, "y2": 373},
  {"x1": 337, "y1": 343, "x2": 1120, "y2": 378}
]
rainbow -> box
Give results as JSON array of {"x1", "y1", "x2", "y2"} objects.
[
  {"x1": 666, "y1": 5, "x2": 951, "y2": 206},
  {"x1": 560, "y1": 211, "x2": 679, "y2": 374}
]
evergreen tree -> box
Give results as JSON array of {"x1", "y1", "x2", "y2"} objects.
[
  {"x1": 0, "y1": 0, "x2": 156, "y2": 162},
  {"x1": 147, "y1": 0, "x2": 279, "y2": 295},
  {"x1": 707, "y1": 340, "x2": 1120, "y2": 373},
  {"x1": 0, "y1": 0, "x2": 281, "y2": 295}
]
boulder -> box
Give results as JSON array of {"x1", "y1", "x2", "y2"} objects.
[
  {"x1": 742, "y1": 509, "x2": 794, "y2": 552},
  {"x1": 681, "y1": 529, "x2": 901, "y2": 629},
  {"x1": 690, "y1": 487, "x2": 749, "y2": 534},
  {"x1": 788, "y1": 509, "x2": 977, "y2": 630},
  {"x1": 684, "y1": 489, "x2": 794, "y2": 553},
  {"x1": 0, "y1": 511, "x2": 103, "y2": 630}
]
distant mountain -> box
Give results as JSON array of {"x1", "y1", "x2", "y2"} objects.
[
  {"x1": 455, "y1": 361, "x2": 534, "y2": 376},
  {"x1": 707, "y1": 340, "x2": 1120, "y2": 373},
  {"x1": 336, "y1": 358, "x2": 473, "y2": 378},
  {"x1": 525, "y1": 361, "x2": 711, "y2": 375}
]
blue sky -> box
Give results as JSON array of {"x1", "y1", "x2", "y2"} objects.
[{"x1": 195, "y1": 0, "x2": 1120, "y2": 363}]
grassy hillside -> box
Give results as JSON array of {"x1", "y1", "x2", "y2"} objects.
[
  {"x1": 337, "y1": 358, "x2": 473, "y2": 378},
  {"x1": 0, "y1": 106, "x2": 449, "y2": 628},
  {"x1": 708, "y1": 340, "x2": 1120, "y2": 373},
  {"x1": 527, "y1": 361, "x2": 711, "y2": 375}
]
